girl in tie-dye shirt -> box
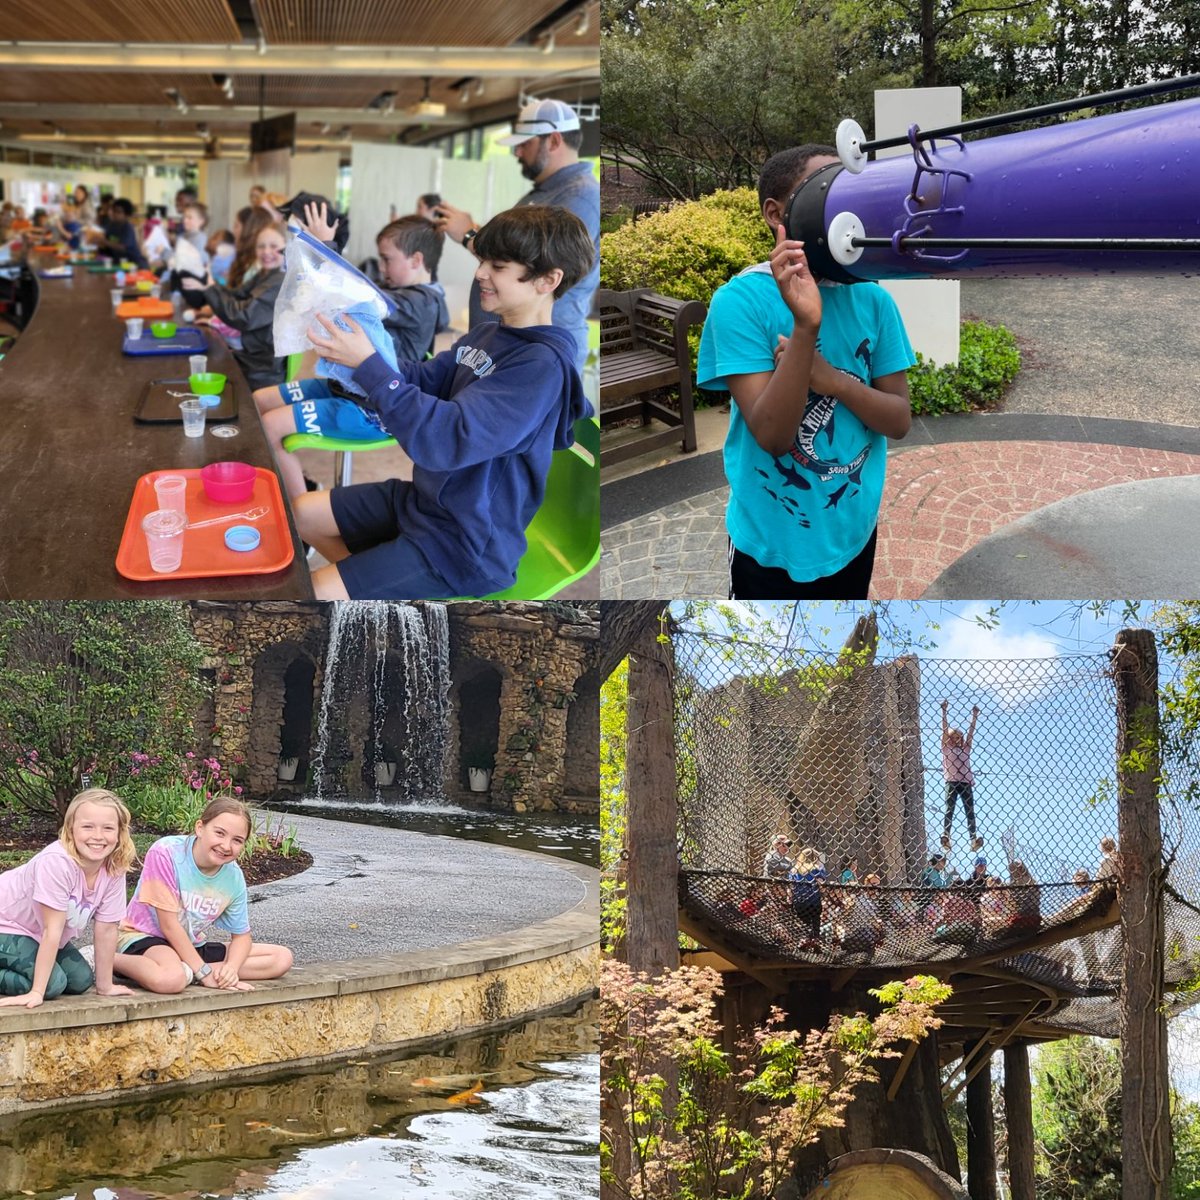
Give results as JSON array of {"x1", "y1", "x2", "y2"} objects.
[{"x1": 115, "y1": 796, "x2": 293, "y2": 994}]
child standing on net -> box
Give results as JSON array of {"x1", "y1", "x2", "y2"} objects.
[
  {"x1": 254, "y1": 211, "x2": 450, "y2": 502},
  {"x1": 114, "y1": 797, "x2": 293, "y2": 994},
  {"x1": 291, "y1": 204, "x2": 594, "y2": 600},
  {"x1": 0, "y1": 789, "x2": 137, "y2": 1009},
  {"x1": 941, "y1": 699, "x2": 983, "y2": 853},
  {"x1": 697, "y1": 144, "x2": 916, "y2": 599}
]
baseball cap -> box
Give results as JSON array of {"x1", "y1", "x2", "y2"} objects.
[{"x1": 496, "y1": 99, "x2": 582, "y2": 147}]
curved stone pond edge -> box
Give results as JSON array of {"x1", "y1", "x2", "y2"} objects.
[{"x1": 0, "y1": 861, "x2": 599, "y2": 1115}]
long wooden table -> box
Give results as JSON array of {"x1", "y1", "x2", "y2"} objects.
[{"x1": 0, "y1": 262, "x2": 313, "y2": 598}]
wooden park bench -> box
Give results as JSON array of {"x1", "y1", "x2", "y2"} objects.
[{"x1": 599, "y1": 287, "x2": 707, "y2": 467}]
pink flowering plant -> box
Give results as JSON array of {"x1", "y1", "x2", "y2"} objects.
[
  {"x1": 0, "y1": 602, "x2": 206, "y2": 817},
  {"x1": 124, "y1": 751, "x2": 245, "y2": 832},
  {"x1": 601, "y1": 961, "x2": 951, "y2": 1199}
]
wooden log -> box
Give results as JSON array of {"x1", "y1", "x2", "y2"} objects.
[
  {"x1": 1114, "y1": 627, "x2": 1172, "y2": 1199},
  {"x1": 1003, "y1": 1043, "x2": 1036, "y2": 1200},
  {"x1": 625, "y1": 620, "x2": 679, "y2": 975},
  {"x1": 964, "y1": 1040, "x2": 997, "y2": 1200},
  {"x1": 804, "y1": 1148, "x2": 970, "y2": 1199}
]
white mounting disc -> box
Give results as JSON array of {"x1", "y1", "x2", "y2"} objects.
[
  {"x1": 827, "y1": 211, "x2": 865, "y2": 266},
  {"x1": 836, "y1": 118, "x2": 868, "y2": 174}
]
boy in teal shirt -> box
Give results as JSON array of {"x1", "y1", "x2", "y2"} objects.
[{"x1": 697, "y1": 144, "x2": 916, "y2": 598}]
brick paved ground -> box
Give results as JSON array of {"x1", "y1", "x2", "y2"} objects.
[
  {"x1": 876, "y1": 442, "x2": 1200, "y2": 598},
  {"x1": 602, "y1": 441, "x2": 1200, "y2": 599}
]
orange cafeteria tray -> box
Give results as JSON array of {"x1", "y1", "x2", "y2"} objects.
[
  {"x1": 116, "y1": 297, "x2": 174, "y2": 319},
  {"x1": 116, "y1": 467, "x2": 295, "y2": 582}
]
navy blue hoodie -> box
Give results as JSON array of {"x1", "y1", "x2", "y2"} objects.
[{"x1": 350, "y1": 321, "x2": 591, "y2": 595}]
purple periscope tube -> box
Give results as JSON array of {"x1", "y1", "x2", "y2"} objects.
[{"x1": 787, "y1": 95, "x2": 1200, "y2": 282}]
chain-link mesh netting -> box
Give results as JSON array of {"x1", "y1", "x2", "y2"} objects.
[{"x1": 673, "y1": 626, "x2": 1200, "y2": 1038}]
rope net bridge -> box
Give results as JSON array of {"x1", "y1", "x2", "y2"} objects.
[{"x1": 673, "y1": 625, "x2": 1200, "y2": 1039}]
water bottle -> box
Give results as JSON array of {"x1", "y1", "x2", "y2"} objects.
[
  {"x1": 114, "y1": 269, "x2": 126, "y2": 287},
  {"x1": 171, "y1": 290, "x2": 183, "y2": 316}
]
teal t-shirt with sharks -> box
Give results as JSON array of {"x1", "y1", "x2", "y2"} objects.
[{"x1": 698, "y1": 266, "x2": 915, "y2": 582}]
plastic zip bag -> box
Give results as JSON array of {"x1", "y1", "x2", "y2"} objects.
[
  {"x1": 171, "y1": 235, "x2": 207, "y2": 278},
  {"x1": 272, "y1": 226, "x2": 397, "y2": 357}
]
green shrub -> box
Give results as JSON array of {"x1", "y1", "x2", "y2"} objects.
[
  {"x1": 599, "y1": 206, "x2": 633, "y2": 235},
  {"x1": 599, "y1": 186, "x2": 771, "y2": 303},
  {"x1": 908, "y1": 320, "x2": 1021, "y2": 416}
]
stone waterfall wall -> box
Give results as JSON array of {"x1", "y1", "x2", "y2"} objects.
[
  {"x1": 446, "y1": 603, "x2": 600, "y2": 811},
  {"x1": 188, "y1": 602, "x2": 600, "y2": 812}
]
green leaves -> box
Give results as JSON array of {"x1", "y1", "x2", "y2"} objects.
[{"x1": 908, "y1": 320, "x2": 1022, "y2": 416}]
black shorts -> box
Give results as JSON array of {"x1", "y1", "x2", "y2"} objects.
[{"x1": 123, "y1": 936, "x2": 227, "y2": 962}]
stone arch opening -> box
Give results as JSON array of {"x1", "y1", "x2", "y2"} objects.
[
  {"x1": 248, "y1": 641, "x2": 317, "y2": 797},
  {"x1": 456, "y1": 665, "x2": 503, "y2": 791},
  {"x1": 563, "y1": 668, "x2": 599, "y2": 805}
]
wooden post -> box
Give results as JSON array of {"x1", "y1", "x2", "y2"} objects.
[
  {"x1": 625, "y1": 619, "x2": 679, "y2": 974},
  {"x1": 1003, "y1": 1044, "x2": 1036, "y2": 1200},
  {"x1": 1114, "y1": 627, "x2": 1171, "y2": 1200},
  {"x1": 964, "y1": 1040, "x2": 997, "y2": 1200}
]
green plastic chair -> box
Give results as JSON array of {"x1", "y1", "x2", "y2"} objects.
[{"x1": 470, "y1": 416, "x2": 600, "y2": 600}]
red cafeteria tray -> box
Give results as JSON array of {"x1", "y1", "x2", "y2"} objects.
[{"x1": 116, "y1": 467, "x2": 295, "y2": 582}]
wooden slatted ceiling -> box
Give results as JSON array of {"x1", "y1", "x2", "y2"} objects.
[
  {"x1": 0, "y1": 0, "x2": 239, "y2": 43},
  {"x1": 253, "y1": 0, "x2": 567, "y2": 47},
  {"x1": 0, "y1": 71, "x2": 472, "y2": 109}
]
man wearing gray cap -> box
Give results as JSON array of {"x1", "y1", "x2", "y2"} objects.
[{"x1": 435, "y1": 98, "x2": 600, "y2": 372}]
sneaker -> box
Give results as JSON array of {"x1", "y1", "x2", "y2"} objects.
[
  {"x1": 971, "y1": 836, "x2": 984, "y2": 852},
  {"x1": 303, "y1": 542, "x2": 316, "y2": 561},
  {"x1": 940, "y1": 835, "x2": 952, "y2": 851},
  {"x1": 78, "y1": 943, "x2": 96, "y2": 968}
]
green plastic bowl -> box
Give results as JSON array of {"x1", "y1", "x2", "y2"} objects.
[
  {"x1": 189, "y1": 371, "x2": 227, "y2": 395},
  {"x1": 150, "y1": 321, "x2": 177, "y2": 339}
]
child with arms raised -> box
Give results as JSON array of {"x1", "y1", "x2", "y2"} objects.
[
  {"x1": 291, "y1": 204, "x2": 594, "y2": 599},
  {"x1": 114, "y1": 797, "x2": 293, "y2": 994},
  {"x1": 0, "y1": 789, "x2": 137, "y2": 1009}
]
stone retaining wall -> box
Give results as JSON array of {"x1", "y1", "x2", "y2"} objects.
[{"x1": 0, "y1": 907, "x2": 597, "y2": 1115}]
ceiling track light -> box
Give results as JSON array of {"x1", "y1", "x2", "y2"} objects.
[
  {"x1": 541, "y1": 31, "x2": 556, "y2": 54},
  {"x1": 574, "y1": 10, "x2": 590, "y2": 35},
  {"x1": 475, "y1": 78, "x2": 485, "y2": 97}
]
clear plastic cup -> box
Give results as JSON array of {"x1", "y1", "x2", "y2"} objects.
[
  {"x1": 179, "y1": 398, "x2": 206, "y2": 437},
  {"x1": 110, "y1": 288, "x2": 122, "y2": 310},
  {"x1": 114, "y1": 270, "x2": 126, "y2": 288},
  {"x1": 153, "y1": 473, "x2": 188, "y2": 513},
  {"x1": 188, "y1": 354, "x2": 208, "y2": 376},
  {"x1": 141, "y1": 509, "x2": 187, "y2": 573},
  {"x1": 126, "y1": 317, "x2": 144, "y2": 339},
  {"x1": 149, "y1": 284, "x2": 162, "y2": 300}
]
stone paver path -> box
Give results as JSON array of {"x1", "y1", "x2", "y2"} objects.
[{"x1": 601, "y1": 441, "x2": 1200, "y2": 599}]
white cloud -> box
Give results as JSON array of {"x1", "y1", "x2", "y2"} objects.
[{"x1": 929, "y1": 604, "x2": 1066, "y2": 710}]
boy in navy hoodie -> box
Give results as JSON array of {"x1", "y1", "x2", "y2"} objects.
[{"x1": 292, "y1": 204, "x2": 595, "y2": 600}]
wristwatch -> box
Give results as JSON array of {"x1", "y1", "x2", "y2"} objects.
[
  {"x1": 462, "y1": 228, "x2": 478, "y2": 248},
  {"x1": 196, "y1": 962, "x2": 213, "y2": 981}
]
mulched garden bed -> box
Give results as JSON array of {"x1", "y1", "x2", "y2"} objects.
[{"x1": 0, "y1": 810, "x2": 313, "y2": 888}]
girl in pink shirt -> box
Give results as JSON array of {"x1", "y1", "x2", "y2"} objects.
[
  {"x1": 941, "y1": 699, "x2": 983, "y2": 853},
  {"x1": 0, "y1": 789, "x2": 137, "y2": 1009}
]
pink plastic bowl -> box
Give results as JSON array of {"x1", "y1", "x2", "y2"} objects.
[{"x1": 200, "y1": 461, "x2": 256, "y2": 504}]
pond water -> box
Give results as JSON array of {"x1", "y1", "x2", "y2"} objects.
[
  {"x1": 271, "y1": 799, "x2": 600, "y2": 868},
  {"x1": 0, "y1": 1000, "x2": 599, "y2": 1200}
]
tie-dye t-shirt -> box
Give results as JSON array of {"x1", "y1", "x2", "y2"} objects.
[
  {"x1": 0, "y1": 841, "x2": 126, "y2": 949},
  {"x1": 118, "y1": 834, "x2": 250, "y2": 951}
]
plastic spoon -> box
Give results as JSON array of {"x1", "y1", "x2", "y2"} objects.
[{"x1": 187, "y1": 505, "x2": 270, "y2": 530}]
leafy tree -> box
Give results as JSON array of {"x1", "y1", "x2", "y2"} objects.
[
  {"x1": 602, "y1": 657, "x2": 630, "y2": 949},
  {"x1": 601, "y1": 961, "x2": 951, "y2": 1198},
  {"x1": 602, "y1": 0, "x2": 902, "y2": 199},
  {"x1": 0, "y1": 602, "x2": 207, "y2": 817},
  {"x1": 1032, "y1": 1037, "x2": 1123, "y2": 1199}
]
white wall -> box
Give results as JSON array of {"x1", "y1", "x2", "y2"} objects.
[
  {"x1": 0, "y1": 162, "x2": 134, "y2": 211},
  {"x1": 874, "y1": 87, "x2": 962, "y2": 367},
  {"x1": 201, "y1": 151, "x2": 339, "y2": 234}
]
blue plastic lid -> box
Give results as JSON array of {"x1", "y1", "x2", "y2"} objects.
[
  {"x1": 200, "y1": 394, "x2": 221, "y2": 407},
  {"x1": 224, "y1": 525, "x2": 261, "y2": 552}
]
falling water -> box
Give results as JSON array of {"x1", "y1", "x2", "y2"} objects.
[{"x1": 310, "y1": 601, "x2": 451, "y2": 803}]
